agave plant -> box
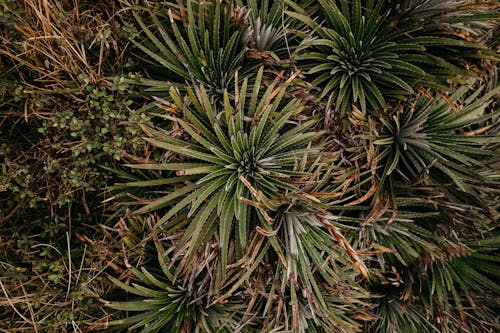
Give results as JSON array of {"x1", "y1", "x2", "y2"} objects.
[
  {"x1": 416, "y1": 238, "x2": 500, "y2": 332},
  {"x1": 387, "y1": 0, "x2": 500, "y2": 66},
  {"x1": 202, "y1": 161, "x2": 376, "y2": 332},
  {"x1": 121, "y1": 70, "x2": 322, "y2": 286},
  {"x1": 374, "y1": 84, "x2": 500, "y2": 195},
  {"x1": 340, "y1": 81, "x2": 500, "y2": 273},
  {"x1": 285, "y1": 0, "x2": 490, "y2": 114},
  {"x1": 259, "y1": 280, "x2": 371, "y2": 333},
  {"x1": 243, "y1": 0, "x2": 304, "y2": 61},
  {"x1": 390, "y1": 0, "x2": 500, "y2": 39},
  {"x1": 286, "y1": 0, "x2": 425, "y2": 113},
  {"x1": 107, "y1": 238, "x2": 250, "y2": 333},
  {"x1": 368, "y1": 231, "x2": 500, "y2": 333},
  {"x1": 255, "y1": 202, "x2": 373, "y2": 333},
  {"x1": 130, "y1": 0, "x2": 254, "y2": 97}
]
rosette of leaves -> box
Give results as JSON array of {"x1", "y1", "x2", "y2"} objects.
[
  {"x1": 386, "y1": 0, "x2": 500, "y2": 67},
  {"x1": 369, "y1": 231, "x2": 500, "y2": 333},
  {"x1": 285, "y1": 0, "x2": 485, "y2": 113},
  {"x1": 220, "y1": 173, "x2": 374, "y2": 332},
  {"x1": 122, "y1": 71, "x2": 322, "y2": 286},
  {"x1": 107, "y1": 240, "x2": 249, "y2": 333},
  {"x1": 244, "y1": 0, "x2": 303, "y2": 61},
  {"x1": 259, "y1": 211, "x2": 372, "y2": 332},
  {"x1": 285, "y1": 0, "x2": 424, "y2": 113},
  {"x1": 374, "y1": 84, "x2": 500, "y2": 195},
  {"x1": 130, "y1": 0, "x2": 254, "y2": 97}
]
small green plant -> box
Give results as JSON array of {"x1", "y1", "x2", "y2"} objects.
[
  {"x1": 107, "y1": 239, "x2": 249, "y2": 333},
  {"x1": 250, "y1": 193, "x2": 373, "y2": 332},
  {"x1": 375, "y1": 84, "x2": 499, "y2": 194},
  {"x1": 368, "y1": 231, "x2": 500, "y2": 333},
  {"x1": 289, "y1": 0, "x2": 423, "y2": 113},
  {"x1": 119, "y1": 70, "x2": 322, "y2": 285},
  {"x1": 131, "y1": 0, "x2": 255, "y2": 97},
  {"x1": 287, "y1": 0, "x2": 490, "y2": 113},
  {"x1": 245, "y1": 0, "x2": 303, "y2": 61}
]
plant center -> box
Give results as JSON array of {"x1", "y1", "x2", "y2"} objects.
[{"x1": 239, "y1": 150, "x2": 258, "y2": 174}]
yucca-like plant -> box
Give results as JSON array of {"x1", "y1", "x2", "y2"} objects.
[
  {"x1": 368, "y1": 231, "x2": 500, "y2": 333},
  {"x1": 259, "y1": 281, "x2": 371, "y2": 333},
  {"x1": 243, "y1": 0, "x2": 304, "y2": 61},
  {"x1": 369, "y1": 293, "x2": 432, "y2": 333},
  {"x1": 109, "y1": 2, "x2": 499, "y2": 333},
  {"x1": 258, "y1": 209, "x2": 372, "y2": 333},
  {"x1": 387, "y1": 0, "x2": 500, "y2": 67},
  {"x1": 193, "y1": 157, "x2": 380, "y2": 333},
  {"x1": 285, "y1": 0, "x2": 491, "y2": 114},
  {"x1": 247, "y1": 0, "x2": 285, "y2": 52},
  {"x1": 107, "y1": 239, "x2": 250, "y2": 333},
  {"x1": 286, "y1": 0, "x2": 427, "y2": 113},
  {"x1": 390, "y1": 0, "x2": 499, "y2": 39},
  {"x1": 3, "y1": 1, "x2": 500, "y2": 332},
  {"x1": 415, "y1": 237, "x2": 500, "y2": 332},
  {"x1": 374, "y1": 84, "x2": 499, "y2": 195},
  {"x1": 342, "y1": 79, "x2": 499, "y2": 263},
  {"x1": 120, "y1": 70, "x2": 322, "y2": 286},
  {"x1": 130, "y1": 0, "x2": 254, "y2": 97}
]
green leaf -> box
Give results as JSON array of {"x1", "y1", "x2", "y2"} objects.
[{"x1": 137, "y1": 182, "x2": 199, "y2": 214}]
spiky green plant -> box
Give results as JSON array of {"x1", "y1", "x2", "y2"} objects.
[
  {"x1": 259, "y1": 281, "x2": 371, "y2": 333},
  {"x1": 285, "y1": 0, "x2": 489, "y2": 113},
  {"x1": 3, "y1": 1, "x2": 500, "y2": 333},
  {"x1": 286, "y1": 0, "x2": 424, "y2": 113},
  {"x1": 207, "y1": 161, "x2": 377, "y2": 332},
  {"x1": 107, "y1": 239, "x2": 250, "y2": 333},
  {"x1": 390, "y1": 0, "x2": 500, "y2": 39},
  {"x1": 344, "y1": 79, "x2": 499, "y2": 266},
  {"x1": 243, "y1": 0, "x2": 304, "y2": 61},
  {"x1": 387, "y1": 0, "x2": 500, "y2": 69},
  {"x1": 120, "y1": 70, "x2": 322, "y2": 287},
  {"x1": 130, "y1": 0, "x2": 254, "y2": 97},
  {"x1": 369, "y1": 293, "x2": 432, "y2": 333},
  {"x1": 368, "y1": 230, "x2": 500, "y2": 333},
  {"x1": 375, "y1": 84, "x2": 500, "y2": 195},
  {"x1": 251, "y1": 195, "x2": 373, "y2": 333},
  {"x1": 416, "y1": 238, "x2": 500, "y2": 332}
]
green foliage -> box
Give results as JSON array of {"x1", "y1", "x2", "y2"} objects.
[
  {"x1": 1, "y1": 1, "x2": 499, "y2": 332},
  {"x1": 117, "y1": 72, "x2": 322, "y2": 286},
  {"x1": 420, "y1": 243, "x2": 500, "y2": 331},
  {"x1": 0, "y1": 76, "x2": 151, "y2": 216},
  {"x1": 245, "y1": 0, "x2": 303, "y2": 60},
  {"x1": 259, "y1": 281, "x2": 371, "y2": 333},
  {"x1": 131, "y1": 0, "x2": 255, "y2": 97},
  {"x1": 107, "y1": 241, "x2": 249, "y2": 333},
  {"x1": 370, "y1": 294, "x2": 432, "y2": 333},
  {"x1": 0, "y1": 0, "x2": 154, "y2": 217},
  {"x1": 388, "y1": 0, "x2": 500, "y2": 57},
  {"x1": 375, "y1": 84, "x2": 499, "y2": 194},
  {"x1": 369, "y1": 232, "x2": 500, "y2": 333},
  {"x1": 255, "y1": 198, "x2": 373, "y2": 332},
  {"x1": 0, "y1": 214, "x2": 111, "y2": 331},
  {"x1": 287, "y1": 0, "x2": 493, "y2": 113},
  {"x1": 288, "y1": 0, "x2": 421, "y2": 113}
]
